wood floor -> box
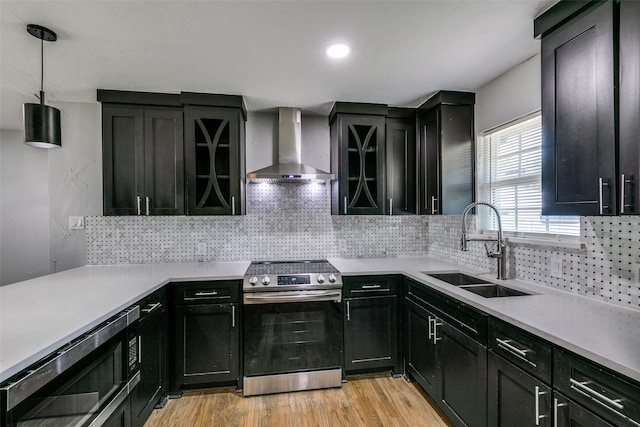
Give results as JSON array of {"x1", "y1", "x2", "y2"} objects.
[{"x1": 144, "y1": 375, "x2": 453, "y2": 427}]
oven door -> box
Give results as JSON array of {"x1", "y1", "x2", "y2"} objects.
[{"x1": 243, "y1": 290, "x2": 343, "y2": 377}]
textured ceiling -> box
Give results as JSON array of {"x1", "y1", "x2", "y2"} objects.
[{"x1": 0, "y1": 0, "x2": 557, "y2": 130}]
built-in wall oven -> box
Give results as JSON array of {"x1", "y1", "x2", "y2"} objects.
[
  {"x1": 1, "y1": 305, "x2": 140, "y2": 427},
  {"x1": 243, "y1": 260, "x2": 343, "y2": 396}
]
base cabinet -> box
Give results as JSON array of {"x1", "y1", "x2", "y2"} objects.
[
  {"x1": 102, "y1": 395, "x2": 132, "y2": 427},
  {"x1": 554, "y1": 393, "x2": 614, "y2": 427},
  {"x1": 405, "y1": 283, "x2": 487, "y2": 427}
]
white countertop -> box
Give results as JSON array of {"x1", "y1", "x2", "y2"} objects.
[{"x1": 1, "y1": 257, "x2": 639, "y2": 386}]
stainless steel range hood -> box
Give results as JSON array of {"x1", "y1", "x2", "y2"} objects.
[{"x1": 247, "y1": 108, "x2": 334, "y2": 183}]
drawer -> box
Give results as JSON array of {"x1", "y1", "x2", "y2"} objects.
[
  {"x1": 173, "y1": 280, "x2": 240, "y2": 304},
  {"x1": 405, "y1": 279, "x2": 487, "y2": 343},
  {"x1": 343, "y1": 275, "x2": 399, "y2": 297},
  {"x1": 554, "y1": 349, "x2": 640, "y2": 427},
  {"x1": 489, "y1": 318, "x2": 552, "y2": 384}
]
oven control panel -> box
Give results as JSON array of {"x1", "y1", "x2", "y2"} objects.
[{"x1": 243, "y1": 272, "x2": 342, "y2": 291}]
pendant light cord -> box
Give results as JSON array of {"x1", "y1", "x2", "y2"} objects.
[{"x1": 40, "y1": 36, "x2": 45, "y2": 104}]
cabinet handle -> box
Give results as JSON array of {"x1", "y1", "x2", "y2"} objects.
[
  {"x1": 231, "y1": 305, "x2": 236, "y2": 328},
  {"x1": 569, "y1": 378, "x2": 624, "y2": 411},
  {"x1": 145, "y1": 196, "x2": 150, "y2": 216},
  {"x1": 231, "y1": 196, "x2": 236, "y2": 216},
  {"x1": 432, "y1": 319, "x2": 442, "y2": 344},
  {"x1": 346, "y1": 300, "x2": 350, "y2": 321},
  {"x1": 195, "y1": 291, "x2": 218, "y2": 296},
  {"x1": 553, "y1": 397, "x2": 568, "y2": 427},
  {"x1": 141, "y1": 302, "x2": 161, "y2": 314},
  {"x1": 344, "y1": 196, "x2": 348, "y2": 215},
  {"x1": 431, "y1": 196, "x2": 438, "y2": 214},
  {"x1": 389, "y1": 198, "x2": 393, "y2": 215},
  {"x1": 361, "y1": 284, "x2": 381, "y2": 289},
  {"x1": 495, "y1": 338, "x2": 536, "y2": 368},
  {"x1": 136, "y1": 196, "x2": 142, "y2": 216},
  {"x1": 428, "y1": 316, "x2": 434, "y2": 341},
  {"x1": 534, "y1": 385, "x2": 547, "y2": 425},
  {"x1": 138, "y1": 335, "x2": 142, "y2": 364},
  {"x1": 621, "y1": 174, "x2": 633, "y2": 214},
  {"x1": 598, "y1": 178, "x2": 609, "y2": 215}
]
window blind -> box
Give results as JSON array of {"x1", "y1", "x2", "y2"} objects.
[{"x1": 478, "y1": 113, "x2": 580, "y2": 236}]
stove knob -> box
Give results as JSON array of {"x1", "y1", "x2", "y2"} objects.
[
  {"x1": 249, "y1": 277, "x2": 258, "y2": 286},
  {"x1": 317, "y1": 275, "x2": 326, "y2": 284},
  {"x1": 261, "y1": 276, "x2": 271, "y2": 285},
  {"x1": 328, "y1": 274, "x2": 337, "y2": 283}
]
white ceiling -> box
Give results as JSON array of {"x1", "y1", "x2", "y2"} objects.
[{"x1": 0, "y1": 0, "x2": 557, "y2": 130}]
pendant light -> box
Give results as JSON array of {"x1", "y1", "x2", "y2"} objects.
[{"x1": 23, "y1": 24, "x2": 61, "y2": 148}]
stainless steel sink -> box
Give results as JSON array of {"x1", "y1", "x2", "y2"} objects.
[
  {"x1": 422, "y1": 272, "x2": 491, "y2": 286},
  {"x1": 423, "y1": 272, "x2": 531, "y2": 298},
  {"x1": 461, "y1": 284, "x2": 531, "y2": 298}
]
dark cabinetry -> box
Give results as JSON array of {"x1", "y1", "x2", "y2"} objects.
[
  {"x1": 330, "y1": 103, "x2": 388, "y2": 215},
  {"x1": 173, "y1": 281, "x2": 240, "y2": 389},
  {"x1": 343, "y1": 276, "x2": 401, "y2": 374},
  {"x1": 386, "y1": 109, "x2": 417, "y2": 215},
  {"x1": 131, "y1": 289, "x2": 167, "y2": 427},
  {"x1": 102, "y1": 103, "x2": 184, "y2": 216},
  {"x1": 102, "y1": 396, "x2": 132, "y2": 427},
  {"x1": 417, "y1": 91, "x2": 475, "y2": 215},
  {"x1": 404, "y1": 279, "x2": 487, "y2": 427},
  {"x1": 183, "y1": 93, "x2": 246, "y2": 216},
  {"x1": 538, "y1": 0, "x2": 640, "y2": 215}
]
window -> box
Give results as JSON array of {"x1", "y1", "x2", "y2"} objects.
[{"x1": 478, "y1": 112, "x2": 580, "y2": 236}]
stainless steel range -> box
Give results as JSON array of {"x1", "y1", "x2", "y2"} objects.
[{"x1": 242, "y1": 260, "x2": 343, "y2": 396}]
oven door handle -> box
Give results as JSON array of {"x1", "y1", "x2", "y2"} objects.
[{"x1": 243, "y1": 290, "x2": 342, "y2": 304}]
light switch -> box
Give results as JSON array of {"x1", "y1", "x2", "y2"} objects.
[
  {"x1": 550, "y1": 258, "x2": 563, "y2": 278},
  {"x1": 69, "y1": 216, "x2": 84, "y2": 230}
]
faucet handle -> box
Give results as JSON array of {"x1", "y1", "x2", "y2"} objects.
[{"x1": 484, "y1": 243, "x2": 493, "y2": 257}]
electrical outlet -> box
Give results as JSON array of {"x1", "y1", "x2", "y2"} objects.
[
  {"x1": 68, "y1": 216, "x2": 84, "y2": 230},
  {"x1": 338, "y1": 239, "x2": 347, "y2": 252},
  {"x1": 196, "y1": 243, "x2": 207, "y2": 255},
  {"x1": 550, "y1": 258, "x2": 563, "y2": 278}
]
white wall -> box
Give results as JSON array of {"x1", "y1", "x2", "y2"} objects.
[
  {"x1": 475, "y1": 54, "x2": 541, "y2": 134},
  {"x1": 0, "y1": 102, "x2": 102, "y2": 285}
]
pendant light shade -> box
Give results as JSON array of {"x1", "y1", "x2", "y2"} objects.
[
  {"x1": 24, "y1": 103, "x2": 61, "y2": 148},
  {"x1": 23, "y1": 24, "x2": 61, "y2": 149}
]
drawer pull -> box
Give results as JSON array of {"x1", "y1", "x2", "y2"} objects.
[
  {"x1": 534, "y1": 386, "x2": 547, "y2": 425},
  {"x1": 141, "y1": 302, "x2": 161, "y2": 314},
  {"x1": 195, "y1": 291, "x2": 218, "y2": 296},
  {"x1": 569, "y1": 378, "x2": 624, "y2": 411},
  {"x1": 553, "y1": 398, "x2": 568, "y2": 427},
  {"x1": 496, "y1": 338, "x2": 537, "y2": 368},
  {"x1": 361, "y1": 284, "x2": 381, "y2": 289}
]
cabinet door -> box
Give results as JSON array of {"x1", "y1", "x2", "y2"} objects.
[
  {"x1": 102, "y1": 106, "x2": 144, "y2": 216},
  {"x1": 541, "y1": 1, "x2": 615, "y2": 215},
  {"x1": 619, "y1": 0, "x2": 640, "y2": 215},
  {"x1": 419, "y1": 108, "x2": 440, "y2": 215},
  {"x1": 554, "y1": 393, "x2": 615, "y2": 427},
  {"x1": 439, "y1": 321, "x2": 487, "y2": 427},
  {"x1": 339, "y1": 115, "x2": 386, "y2": 215},
  {"x1": 175, "y1": 303, "x2": 238, "y2": 387},
  {"x1": 184, "y1": 107, "x2": 242, "y2": 215},
  {"x1": 405, "y1": 298, "x2": 440, "y2": 397},
  {"x1": 386, "y1": 118, "x2": 416, "y2": 215},
  {"x1": 143, "y1": 109, "x2": 184, "y2": 215},
  {"x1": 344, "y1": 296, "x2": 398, "y2": 373},
  {"x1": 131, "y1": 308, "x2": 166, "y2": 427},
  {"x1": 488, "y1": 352, "x2": 552, "y2": 427}
]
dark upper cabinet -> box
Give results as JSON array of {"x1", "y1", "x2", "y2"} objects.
[
  {"x1": 386, "y1": 109, "x2": 417, "y2": 215},
  {"x1": 102, "y1": 104, "x2": 184, "y2": 216},
  {"x1": 183, "y1": 104, "x2": 246, "y2": 216},
  {"x1": 417, "y1": 91, "x2": 475, "y2": 215},
  {"x1": 330, "y1": 103, "x2": 387, "y2": 215},
  {"x1": 537, "y1": 0, "x2": 640, "y2": 216},
  {"x1": 619, "y1": 0, "x2": 640, "y2": 215}
]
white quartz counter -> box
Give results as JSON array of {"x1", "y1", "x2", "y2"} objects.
[{"x1": 2, "y1": 257, "x2": 639, "y2": 387}]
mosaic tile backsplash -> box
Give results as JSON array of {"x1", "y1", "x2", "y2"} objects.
[{"x1": 86, "y1": 183, "x2": 640, "y2": 309}]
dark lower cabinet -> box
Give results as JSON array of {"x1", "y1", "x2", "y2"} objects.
[
  {"x1": 175, "y1": 303, "x2": 239, "y2": 387},
  {"x1": 405, "y1": 294, "x2": 487, "y2": 427},
  {"x1": 131, "y1": 297, "x2": 167, "y2": 427},
  {"x1": 488, "y1": 351, "x2": 552, "y2": 427},
  {"x1": 102, "y1": 396, "x2": 132, "y2": 427},
  {"x1": 344, "y1": 296, "x2": 399, "y2": 374},
  {"x1": 554, "y1": 393, "x2": 614, "y2": 427}
]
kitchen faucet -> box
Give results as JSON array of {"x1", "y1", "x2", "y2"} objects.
[{"x1": 461, "y1": 201, "x2": 507, "y2": 280}]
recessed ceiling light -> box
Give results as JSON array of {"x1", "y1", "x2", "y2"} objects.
[{"x1": 325, "y1": 43, "x2": 350, "y2": 59}]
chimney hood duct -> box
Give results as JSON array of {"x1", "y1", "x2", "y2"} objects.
[{"x1": 247, "y1": 108, "x2": 334, "y2": 183}]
